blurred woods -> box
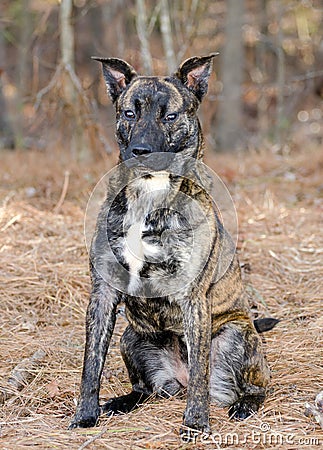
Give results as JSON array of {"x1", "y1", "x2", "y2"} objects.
[{"x1": 0, "y1": 0, "x2": 322, "y2": 158}]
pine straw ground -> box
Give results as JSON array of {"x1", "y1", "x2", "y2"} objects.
[{"x1": 0, "y1": 145, "x2": 322, "y2": 450}]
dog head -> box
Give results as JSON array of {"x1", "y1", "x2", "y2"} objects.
[{"x1": 93, "y1": 54, "x2": 217, "y2": 167}]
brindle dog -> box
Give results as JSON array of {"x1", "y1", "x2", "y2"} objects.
[{"x1": 69, "y1": 54, "x2": 277, "y2": 438}]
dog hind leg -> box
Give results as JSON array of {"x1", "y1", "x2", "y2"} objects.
[
  {"x1": 210, "y1": 321, "x2": 270, "y2": 420},
  {"x1": 101, "y1": 326, "x2": 188, "y2": 416}
]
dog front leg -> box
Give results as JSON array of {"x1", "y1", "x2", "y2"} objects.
[
  {"x1": 181, "y1": 298, "x2": 211, "y2": 439},
  {"x1": 69, "y1": 280, "x2": 119, "y2": 429}
]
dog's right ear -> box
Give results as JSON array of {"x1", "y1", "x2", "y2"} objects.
[{"x1": 92, "y1": 57, "x2": 138, "y2": 103}]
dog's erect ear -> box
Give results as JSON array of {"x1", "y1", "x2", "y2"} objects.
[
  {"x1": 174, "y1": 53, "x2": 218, "y2": 102},
  {"x1": 92, "y1": 57, "x2": 138, "y2": 103}
]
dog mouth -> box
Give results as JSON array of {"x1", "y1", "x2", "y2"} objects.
[{"x1": 123, "y1": 152, "x2": 177, "y2": 172}]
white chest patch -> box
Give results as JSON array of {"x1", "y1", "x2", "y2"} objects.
[
  {"x1": 123, "y1": 221, "x2": 161, "y2": 294},
  {"x1": 123, "y1": 222, "x2": 144, "y2": 293},
  {"x1": 122, "y1": 172, "x2": 170, "y2": 294}
]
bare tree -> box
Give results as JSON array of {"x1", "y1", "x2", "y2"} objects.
[
  {"x1": 0, "y1": 4, "x2": 15, "y2": 149},
  {"x1": 136, "y1": 0, "x2": 153, "y2": 74},
  {"x1": 256, "y1": 0, "x2": 270, "y2": 137},
  {"x1": 14, "y1": 0, "x2": 33, "y2": 146},
  {"x1": 216, "y1": 0, "x2": 245, "y2": 151},
  {"x1": 275, "y1": 1, "x2": 285, "y2": 148},
  {"x1": 160, "y1": 0, "x2": 176, "y2": 72},
  {"x1": 18, "y1": 0, "x2": 32, "y2": 98},
  {"x1": 60, "y1": 0, "x2": 76, "y2": 104}
]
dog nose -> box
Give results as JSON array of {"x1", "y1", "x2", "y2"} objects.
[{"x1": 131, "y1": 146, "x2": 152, "y2": 157}]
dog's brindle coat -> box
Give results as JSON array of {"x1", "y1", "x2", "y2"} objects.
[{"x1": 70, "y1": 54, "x2": 272, "y2": 436}]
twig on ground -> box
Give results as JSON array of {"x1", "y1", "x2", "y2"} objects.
[
  {"x1": 53, "y1": 171, "x2": 70, "y2": 213},
  {"x1": 77, "y1": 427, "x2": 108, "y2": 450}
]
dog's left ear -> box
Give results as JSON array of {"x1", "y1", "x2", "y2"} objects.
[
  {"x1": 174, "y1": 53, "x2": 218, "y2": 102},
  {"x1": 92, "y1": 57, "x2": 138, "y2": 103}
]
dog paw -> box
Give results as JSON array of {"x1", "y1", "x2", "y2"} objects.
[
  {"x1": 100, "y1": 398, "x2": 121, "y2": 415},
  {"x1": 228, "y1": 395, "x2": 260, "y2": 420},
  {"x1": 69, "y1": 415, "x2": 99, "y2": 429},
  {"x1": 180, "y1": 406, "x2": 211, "y2": 442},
  {"x1": 229, "y1": 404, "x2": 254, "y2": 420},
  {"x1": 101, "y1": 391, "x2": 150, "y2": 416},
  {"x1": 69, "y1": 406, "x2": 100, "y2": 429},
  {"x1": 68, "y1": 417, "x2": 98, "y2": 429}
]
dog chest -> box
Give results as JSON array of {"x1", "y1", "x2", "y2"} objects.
[
  {"x1": 120, "y1": 172, "x2": 175, "y2": 294},
  {"x1": 104, "y1": 171, "x2": 214, "y2": 298}
]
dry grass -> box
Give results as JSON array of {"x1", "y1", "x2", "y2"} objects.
[{"x1": 0, "y1": 145, "x2": 322, "y2": 449}]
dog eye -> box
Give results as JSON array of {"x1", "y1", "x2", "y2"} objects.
[
  {"x1": 164, "y1": 113, "x2": 178, "y2": 122},
  {"x1": 124, "y1": 110, "x2": 136, "y2": 120}
]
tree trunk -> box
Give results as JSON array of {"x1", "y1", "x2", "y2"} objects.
[
  {"x1": 160, "y1": 0, "x2": 176, "y2": 73},
  {"x1": 0, "y1": 79, "x2": 15, "y2": 149},
  {"x1": 18, "y1": 0, "x2": 32, "y2": 98},
  {"x1": 216, "y1": 0, "x2": 245, "y2": 152},
  {"x1": 14, "y1": 0, "x2": 33, "y2": 146},
  {"x1": 59, "y1": 0, "x2": 76, "y2": 104},
  {"x1": 275, "y1": 1, "x2": 285, "y2": 148},
  {"x1": 59, "y1": 0, "x2": 91, "y2": 159},
  {"x1": 0, "y1": 4, "x2": 15, "y2": 149},
  {"x1": 136, "y1": 0, "x2": 153, "y2": 74},
  {"x1": 257, "y1": 0, "x2": 269, "y2": 139}
]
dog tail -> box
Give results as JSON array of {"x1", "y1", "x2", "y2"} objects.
[{"x1": 254, "y1": 318, "x2": 280, "y2": 333}]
